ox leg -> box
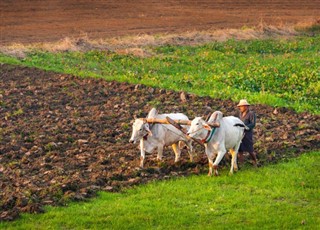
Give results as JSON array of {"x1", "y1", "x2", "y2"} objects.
[
  {"x1": 178, "y1": 140, "x2": 193, "y2": 162},
  {"x1": 208, "y1": 158, "x2": 214, "y2": 176},
  {"x1": 229, "y1": 148, "x2": 238, "y2": 175},
  {"x1": 205, "y1": 146, "x2": 215, "y2": 176},
  {"x1": 187, "y1": 141, "x2": 194, "y2": 162},
  {"x1": 139, "y1": 140, "x2": 145, "y2": 168},
  {"x1": 157, "y1": 145, "x2": 164, "y2": 162},
  {"x1": 233, "y1": 140, "x2": 241, "y2": 172},
  {"x1": 180, "y1": 140, "x2": 194, "y2": 162},
  {"x1": 212, "y1": 150, "x2": 226, "y2": 176},
  {"x1": 172, "y1": 143, "x2": 181, "y2": 163}
]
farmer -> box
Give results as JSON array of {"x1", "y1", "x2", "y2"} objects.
[{"x1": 236, "y1": 99, "x2": 258, "y2": 167}]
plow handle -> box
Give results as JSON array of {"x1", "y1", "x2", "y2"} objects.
[{"x1": 165, "y1": 116, "x2": 204, "y2": 146}]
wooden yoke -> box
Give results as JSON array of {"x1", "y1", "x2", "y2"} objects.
[{"x1": 142, "y1": 118, "x2": 191, "y2": 125}]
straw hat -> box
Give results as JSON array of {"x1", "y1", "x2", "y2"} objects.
[{"x1": 237, "y1": 99, "x2": 250, "y2": 107}]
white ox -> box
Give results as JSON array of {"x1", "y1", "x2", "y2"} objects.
[
  {"x1": 187, "y1": 111, "x2": 246, "y2": 176},
  {"x1": 129, "y1": 108, "x2": 193, "y2": 168}
]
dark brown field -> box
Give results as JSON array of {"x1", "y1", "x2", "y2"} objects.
[{"x1": 1, "y1": 0, "x2": 319, "y2": 221}]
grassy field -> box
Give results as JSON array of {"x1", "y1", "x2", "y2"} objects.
[
  {"x1": 1, "y1": 35, "x2": 319, "y2": 114},
  {"x1": 1, "y1": 151, "x2": 319, "y2": 229},
  {"x1": 1, "y1": 34, "x2": 319, "y2": 228}
]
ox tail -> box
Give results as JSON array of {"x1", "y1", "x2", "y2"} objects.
[{"x1": 234, "y1": 123, "x2": 249, "y2": 130}]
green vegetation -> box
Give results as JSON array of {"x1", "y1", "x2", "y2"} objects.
[
  {"x1": 1, "y1": 151, "x2": 319, "y2": 229},
  {"x1": 1, "y1": 35, "x2": 319, "y2": 114},
  {"x1": 1, "y1": 35, "x2": 319, "y2": 228}
]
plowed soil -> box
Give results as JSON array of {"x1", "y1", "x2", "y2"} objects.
[
  {"x1": 1, "y1": 0, "x2": 320, "y2": 221},
  {"x1": 1, "y1": 64, "x2": 319, "y2": 220}
]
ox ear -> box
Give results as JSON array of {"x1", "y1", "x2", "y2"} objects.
[
  {"x1": 203, "y1": 123, "x2": 212, "y2": 131},
  {"x1": 133, "y1": 114, "x2": 137, "y2": 120}
]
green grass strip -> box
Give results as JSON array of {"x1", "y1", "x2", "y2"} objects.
[{"x1": 1, "y1": 151, "x2": 319, "y2": 229}]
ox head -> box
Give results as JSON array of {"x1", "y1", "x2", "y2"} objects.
[
  {"x1": 187, "y1": 117, "x2": 212, "y2": 139},
  {"x1": 129, "y1": 119, "x2": 152, "y2": 144}
]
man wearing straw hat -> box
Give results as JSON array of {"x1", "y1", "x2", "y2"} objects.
[{"x1": 236, "y1": 99, "x2": 258, "y2": 167}]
